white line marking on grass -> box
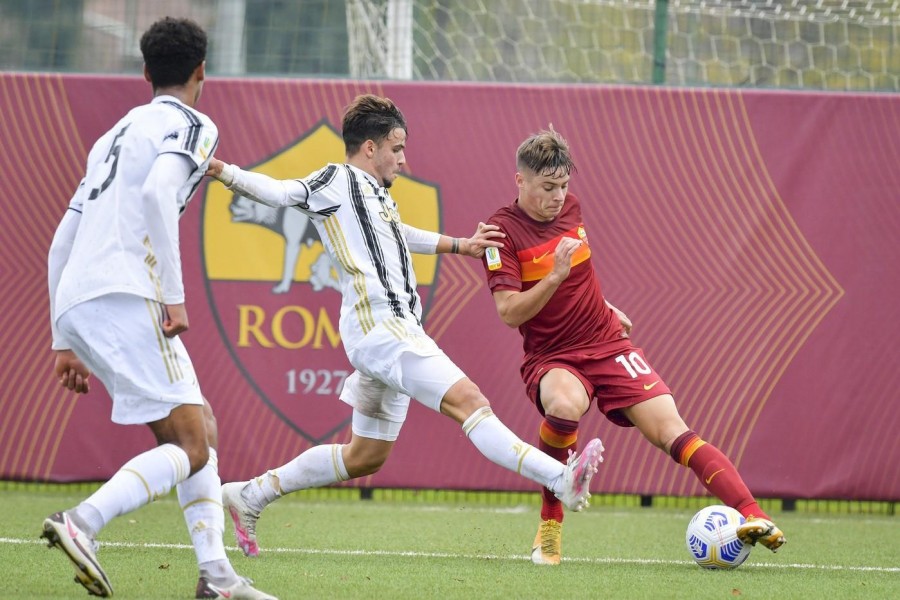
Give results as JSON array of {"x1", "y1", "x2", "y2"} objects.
[
  {"x1": 5, "y1": 537, "x2": 898, "y2": 573},
  {"x1": 272, "y1": 503, "x2": 898, "y2": 525}
]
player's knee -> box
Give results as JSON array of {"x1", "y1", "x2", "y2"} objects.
[
  {"x1": 346, "y1": 453, "x2": 387, "y2": 478},
  {"x1": 343, "y1": 438, "x2": 392, "y2": 478},
  {"x1": 441, "y1": 379, "x2": 488, "y2": 423},
  {"x1": 541, "y1": 393, "x2": 588, "y2": 421},
  {"x1": 182, "y1": 441, "x2": 210, "y2": 474}
]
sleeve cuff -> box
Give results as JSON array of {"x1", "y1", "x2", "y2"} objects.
[{"x1": 219, "y1": 163, "x2": 236, "y2": 187}]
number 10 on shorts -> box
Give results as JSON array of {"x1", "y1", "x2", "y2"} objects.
[{"x1": 615, "y1": 352, "x2": 652, "y2": 379}]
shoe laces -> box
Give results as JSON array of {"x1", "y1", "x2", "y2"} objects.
[
  {"x1": 746, "y1": 516, "x2": 774, "y2": 536},
  {"x1": 239, "y1": 511, "x2": 259, "y2": 539},
  {"x1": 234, "y1": 491, "x2": 261, "y2": 535},
  {"x1": 539, "y1": 520, "x2": 561, "y2": 556}
]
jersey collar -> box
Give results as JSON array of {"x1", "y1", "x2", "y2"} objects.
[
  {"x1": 345, "y1": 163, "x2": 383, "y2": 192},
  {"x1": 151, "y1": 94, "x2": 184, "y2": 106}
]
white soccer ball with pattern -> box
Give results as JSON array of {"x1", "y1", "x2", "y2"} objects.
[{"x1": 685, "y1": 505, "x2": 751, "y2": 569}]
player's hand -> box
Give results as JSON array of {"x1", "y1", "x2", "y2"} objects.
[
  {"x1": 607, "y1": 302, "x2": 633, "y2": 337},
  {"x1": 163, "y1": 303, "x2": 189, "y2": 338},
  {"x1": 204, "y1": 158, "x2": 225, "y2": 178},
  {"x1": 459, "y1": 222, "x2": 505, "y2": 258},
  {"x1": 53, "y1": 349, "x2": 91, "y2": 394},
  {"x1": 547, "y1": 237, "x2": 581, "y2": 284}
]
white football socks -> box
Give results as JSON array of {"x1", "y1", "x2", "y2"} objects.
[
  {"x1": 75, "y1": 443, "x2": 191, "y2": 536},
  {"x1": 243, "y1": 444, "x2": 350, "y2": 511},
  {"x1": 462, "y1": 406, "x2": 565, "y2": 491},
  {"x1": 176, "y1": 448, "x2": 237, "y2": 584}
]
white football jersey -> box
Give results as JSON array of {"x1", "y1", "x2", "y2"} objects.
[
  {"x1": 294, "y1": 163, "x2": 424, "y2": 350},
  {"x1": 55, "y1": 95, "x2": 217, "y2": 317}
]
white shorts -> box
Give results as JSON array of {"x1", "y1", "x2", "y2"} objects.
[
  {"x1": 340, "y1": 317, "x2": 466, "y2": 441},
  {"x1": 56, "y1": 293, "x2": 203, "y2": 425}
]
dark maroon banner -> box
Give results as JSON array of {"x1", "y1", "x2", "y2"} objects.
[{"x1": 1, "y1": 74, "x2": 897, "y2": 500}]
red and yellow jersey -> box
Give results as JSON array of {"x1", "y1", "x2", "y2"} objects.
[
  {"x1": 483, "y1": 193, "x2": 630, "y2": 370},
  {"x1": 516, "y1": 224, "x2": 592, "y2": 282}
]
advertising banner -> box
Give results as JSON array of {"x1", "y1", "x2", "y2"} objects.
[{"x1": 1, "y1": 74, "x2": 897, "y2": 500}]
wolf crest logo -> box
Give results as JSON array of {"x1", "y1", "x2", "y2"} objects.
[
  {"x1": 228, "y1": 193, "x2": 338, "y2": 294},
  {"x1": 202, "y1": 122, "x2": 441, "y2": 443}
]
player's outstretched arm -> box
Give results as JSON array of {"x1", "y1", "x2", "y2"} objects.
[
  {"x1": 424, "y1": 223, "x2": 506, "y2": 258},
  {"x1": 402, "y1": 222, "x2": 504, "y2": 258},
  {"x1": 454, "y1": 222, "x2": 505, "y2": 258},
  {"x1": 207, "y1": 157, "x2": 309, "y2": 209}
]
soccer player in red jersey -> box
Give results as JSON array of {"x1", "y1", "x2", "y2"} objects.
[{"x1": 482, "y1": 129, "x2": 785, "y2": 565}]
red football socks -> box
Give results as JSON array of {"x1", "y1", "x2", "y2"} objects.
[
  {"x1": 538, "y1": 415, "x2": 579, "y2": 522},
  {"x1": 669, "y1": 430, "x2": 770, "y2": 520}
]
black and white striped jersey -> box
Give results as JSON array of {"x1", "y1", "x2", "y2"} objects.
[
  {"x1": 299, "y1": 163, "x2": 424, "y2": 350},
  {"x1": 54, "y1": 95, "x2": 218, "y2": 318},
  {"x1": 227, "y1": 162, "x2": 430, "y2": 351}
]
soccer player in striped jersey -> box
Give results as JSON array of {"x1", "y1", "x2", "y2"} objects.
[
  {"x1": 43, "y1": 17, "x2": 275, "y2": 600},
  {"x1": 482, "y1": 129, "x2": 785, "y2": 565},
  {"x1": 207, "y1": 94, "x2": 605, "y2": 558}
]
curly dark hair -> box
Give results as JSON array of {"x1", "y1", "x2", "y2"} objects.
[
  {"x1": 341, "y1": 94, "x2": 408, "y2": 156},
  {"x1": 139, "y1": 17, "x2": 207, "y2": 89}
]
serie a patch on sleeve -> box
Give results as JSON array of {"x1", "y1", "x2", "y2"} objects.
[
  {"x1": 485, "y1": 246, "x2": 502, "y2": 270},
  {"x1": 198, "y1": 133, "x2": 215, "y2": 160}
]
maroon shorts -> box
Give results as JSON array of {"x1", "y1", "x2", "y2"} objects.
[{"x1": 523, "y1": 346, "x2": 672, "y2": 428}]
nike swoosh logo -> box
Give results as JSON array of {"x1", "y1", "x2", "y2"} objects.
[
  {"x1": 643, "y1": 380, "x2": 660, "y2": 391},
  {"x1": 705, "y1": 468, "x2": 726, "y2": 484},
  {"x1": 532, "y1": 251, "x2": 550, "y2": 263},
  {"x1": 65, "y1": 516, "x2": 79, "y2": 539}
]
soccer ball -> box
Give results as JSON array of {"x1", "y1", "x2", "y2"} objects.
[{"x1": 685, "y1": 505, "x2": 751, "y2": 569}]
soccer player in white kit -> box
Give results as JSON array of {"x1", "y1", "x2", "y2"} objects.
[
  {"x1": 206, "y1": 94, "x2": 605, "y2": 558},
  {"x1": 42, "y1": 17, "x2": 276, "y2": 600}
]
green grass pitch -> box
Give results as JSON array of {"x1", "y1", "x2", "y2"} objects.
[{"x1": 2, "y1": 487, "x2": 897, "y2": 599}]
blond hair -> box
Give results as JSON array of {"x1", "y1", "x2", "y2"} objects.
[{"x1": 516, "y1": 128, "x2": 576, "y2": 177}]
